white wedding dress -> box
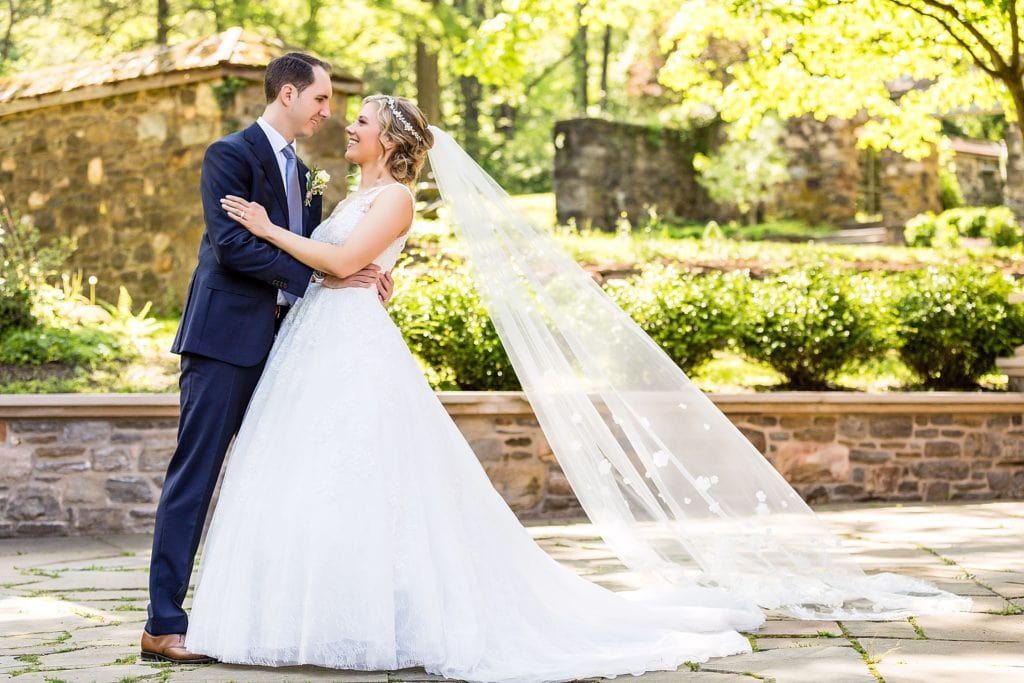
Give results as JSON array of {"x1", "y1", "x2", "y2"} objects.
[{"x1": 185, "y1": 183, "x2": 761, "y2": 682}]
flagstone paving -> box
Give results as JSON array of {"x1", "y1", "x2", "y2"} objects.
[{"x1": 1, "y1": 502, "x2": 1022, "y2": 682}]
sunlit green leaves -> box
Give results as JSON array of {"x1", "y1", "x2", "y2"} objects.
[{"x1": 658, "y1": 0, "x2": 1023, "y2": 156}]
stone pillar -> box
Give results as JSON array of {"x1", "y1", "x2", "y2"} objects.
[{"x1": 1004, "y1": 123, "x2": 1024, "y2": 221}]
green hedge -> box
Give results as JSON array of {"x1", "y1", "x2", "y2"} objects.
[
  {"x1": 893, "y1": 266, "x2": 1024, "y2": 388},
  {"x1": 905, "y1": 207, "x2": 1021, "y2": 248},
  {"x1": 606, "y1": 265, "x2": 744, "y2": 374},
  {"x1": 390, "y1": 256, "x2": 1024, "y2": 391},
  {"x1": 389, "y1": 256, "x2": 519, "y2": 390},
  {"x1": 737, "y1": 269, "x2": 883, "y2": 389}
]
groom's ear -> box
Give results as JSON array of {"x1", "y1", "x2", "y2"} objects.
[{"x1": 279, "y1": 83, "x2": 298, "y2": 105}]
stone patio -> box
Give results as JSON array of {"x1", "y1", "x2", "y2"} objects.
[{"x1": 1, "y1": 502, "x2": 1022, "y2": 682}]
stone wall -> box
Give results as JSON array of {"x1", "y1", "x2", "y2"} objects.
[
  {"x1": 0, "y1": 76, "x2": 352, "y2": 312},
  {"x1": 553, "y1": 118, "x2": 727, "y2": 230},
  {"x1": 1, "y1": 392, "x2": 1022, "y2": 537},
  {"x1": 775, "y1": 116, "x2": 862, "y2": 225},
  {"x1": 878, "y1": 147, "x2": 942, "y2": 226},
  {"x1": 554, "y1": 117, "x2": 942, "y2": 230},
  {"x1": 953, "y1": 152, "x2": 1005, "y2": 207}
]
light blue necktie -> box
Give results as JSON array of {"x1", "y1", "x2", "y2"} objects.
[{"x1": 280, "y1": 145, "x2": 304, "y2": 305}]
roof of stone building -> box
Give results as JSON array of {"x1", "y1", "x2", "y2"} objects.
[
  {"x1": 949, "y1": 137, "x2": 1005, "y2": 158},
  {"x1": 0, "y1": 27, "x2": 361, "y2": 106}
]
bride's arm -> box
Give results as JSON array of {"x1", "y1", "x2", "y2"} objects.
[{"x1": 220, "y1": 188, "x2": 412, "y2": 279}]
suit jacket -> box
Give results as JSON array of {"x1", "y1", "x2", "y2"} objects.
[{"x1": 171, "y1": 123, "x2": 323, "y2": 367}]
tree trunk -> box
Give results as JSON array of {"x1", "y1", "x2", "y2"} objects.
[
  {"x1": 1, "y1": 0, "x2": 17, "y2": 64},
  {"x1": 157, "y1": 0, "x2": 169, "y2": 45},
  {"x1": 304, "y1": 0, "x2": 322, "y2": 48},
  {"x1": 457, "y1": 0, "x2": 484, "y2": 156},
  {"x1": 415, "y1": 40, "x2": 440, "y2": 125},
  {"x1": 496, "y1": 102, "x2": 516, "y2": 142},
  {"x1": 1003, "y1": 78, "x2": 1024, "y2": 221},
  {"x1": 460, "y1": 75, "x2": 482, "y2": 157},
  {"x1": 574, "y1": 4, "x2": 588, "y2": 112},
  {"x1": 599, "y1": 25, "x2": 611, "y2": 109}
]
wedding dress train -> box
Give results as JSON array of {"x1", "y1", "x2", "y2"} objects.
[{"x1": 185, "y1": 183, "x2": 761, "y2": 682}]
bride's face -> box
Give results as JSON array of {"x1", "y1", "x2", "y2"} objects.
[{"x1": 345, "y1": 102, "x2": 392, "y2": 165}]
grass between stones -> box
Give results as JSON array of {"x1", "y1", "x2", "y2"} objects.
[
  {"x1": 907, "y1": 616, "x2": 927, "y2": 639},
  {"x1": 837, "y1": 622, "x2": 885, "y2": 682},
  {"x1": 918, "y1": 544, "x2": 1022, "y2": 612}
]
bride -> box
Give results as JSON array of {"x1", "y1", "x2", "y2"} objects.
[{"x1": 186, "y1": 94, "x2": 965, "y2": 680}]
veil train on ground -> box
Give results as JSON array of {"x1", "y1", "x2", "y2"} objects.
[{"x1": 426, "y1": 125, "x2": 969, "y2": 620}]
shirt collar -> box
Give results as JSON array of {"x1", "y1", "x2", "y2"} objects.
[{"x1": 256, "y1": 117, "x2": 295, "y2": 158}]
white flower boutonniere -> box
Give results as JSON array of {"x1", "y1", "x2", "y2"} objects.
[{"x1": 305, "y1": 166, "x2": 330, "y2": 206}]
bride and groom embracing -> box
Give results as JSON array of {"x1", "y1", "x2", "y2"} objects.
[{"x1": 141, "y1": 51, "x2": 966, "y2": 682}]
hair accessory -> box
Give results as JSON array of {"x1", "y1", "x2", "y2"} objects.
[{"x1": 385, "y1": 96, "x2": 425, "y2": 144}]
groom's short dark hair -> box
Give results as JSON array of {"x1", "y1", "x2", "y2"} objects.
[{"x1": 264, "y1": 52, "x2": 332, "y2": 103}]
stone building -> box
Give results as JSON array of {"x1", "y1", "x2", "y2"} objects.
[
  {"x1": 949, "y1": 137, "x2": 1006, "y2": 206},
  {"x1": 0, "y1": 28, "x2": 362, "y2": 311},
  {"x1": 555, "y1": 115, "x2": 942, "y2": 230},
  {"x1": 776, "y1": 115, "x2": 941, "y2": 227}
]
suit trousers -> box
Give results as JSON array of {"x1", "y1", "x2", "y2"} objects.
[{"x1": 145, "y1": 352, "x2": 265, "y2": 635}]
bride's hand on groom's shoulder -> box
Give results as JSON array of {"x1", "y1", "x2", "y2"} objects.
[{"x1": 220, "y1": 195, "x2": 272, "y2": 238}]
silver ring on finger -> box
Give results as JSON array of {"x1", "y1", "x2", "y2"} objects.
[{"x1": 241, "y1": 210, "x2": 247, "y2": 219}]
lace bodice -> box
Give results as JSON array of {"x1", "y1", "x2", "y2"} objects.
[{"x1": 311, "y1": 183, "x2": 413, "y2": 271}]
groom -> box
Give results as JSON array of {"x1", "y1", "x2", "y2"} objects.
[{"x1": 142, "y1": 52, "x2": 392, "y2": 663}]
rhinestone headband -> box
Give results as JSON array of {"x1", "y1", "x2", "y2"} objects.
[{"x1": 385, "y1": 96, "x2": 424, "y2": 144}]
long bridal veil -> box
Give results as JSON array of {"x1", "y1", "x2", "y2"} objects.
[{"x1": 425, "y1": 125, "x2": 968, "y2": 619}]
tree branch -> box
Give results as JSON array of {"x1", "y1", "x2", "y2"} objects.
[
  {"x1": 884, "y1": 0, "x2": 1000, "y2": 77},
  {"x1": 917, "y1": 0, "x2": 1009, "y2": 72},
  {"x1": 1, "y1": 0, "x2": 16, "y2": 63},
  {"x1": 1010, "y1": 0, "x2": 1021, "y2": 73},
  {"x1": 524, "y1": 49, "x2": 573, "y2": 95}
]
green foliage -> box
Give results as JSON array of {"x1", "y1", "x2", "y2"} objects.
[
  {"x1": 0, "y1": 326, "x2": 122, "y2": 366},
  {"x1": 904, "y1": 207, "x2": 1021, "y2": 248},
  {"x1": 941, "y1": 114, "x2": 1008, "y2": 143},
  {"x1": 938, "y1": 169, "x2": 964, "y2": 210},
  {"x1": 692, "y1": 117, "x2": 790, "y2": 222},
  {"x1": 0, "y1": 200, "x2": 75, "y2": 336},
  {"x1": 893, "y1": 266, "x2": 1024, "y2": 389},
  {"x1": 389, "y1": 254, "x2": 518, "y2": 390},
  {"x1": 737, "y1": 269, "x2": 882, "y2": 389},
  {"x1": 904, "y1": 211, "x2": 960, "y2": 249},
  {"x1": 659, "y1": 0, "x2": 1021, "y2": 158},
  {"x1": 0, "y1": 284, "x2": 33, "y2": 338},
  {"x1": 979, "y1": 207, "x2": 1022, "y2": 247},
  {"x1": 607, "y1": 265, "x2": 745, "y2": 374}
]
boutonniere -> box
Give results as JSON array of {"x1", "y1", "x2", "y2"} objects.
[{"x1": 305, "y1": 166, "x2": 330, "y2": 206}]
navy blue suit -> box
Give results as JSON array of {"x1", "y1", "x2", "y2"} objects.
[{"x1": 147, "y1": 123, "x2": 323, "y2": 635}]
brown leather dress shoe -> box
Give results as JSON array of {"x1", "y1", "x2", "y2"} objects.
[{"x1": 140, "y1": 630, "x2": 216, "y2": 664}]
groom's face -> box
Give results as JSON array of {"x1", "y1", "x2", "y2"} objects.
[{"x1": 288, "y1": 66, "x2": 333, "y2": 139}]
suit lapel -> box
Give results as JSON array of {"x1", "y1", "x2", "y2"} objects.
[
  {"x1": 243, "y1": 123, "x2": 291, "y2": 229},
  {"x1": 297, "y1": 158, "x2": 312, "y2": 236}
]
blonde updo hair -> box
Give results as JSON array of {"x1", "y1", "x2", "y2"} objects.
[{"x1": 363, "y1": 95, "x2": 434, "y2": 186}]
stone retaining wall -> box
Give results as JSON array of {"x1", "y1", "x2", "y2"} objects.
[{"x1": 1, "y1": 393, "x2": 1022, "y2": 536}]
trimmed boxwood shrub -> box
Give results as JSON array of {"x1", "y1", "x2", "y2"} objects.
[
  {"x1": 904, "y1": 207, "x2": 1021, "y2": 248},
  {"x1": 893, "y1": 266, "x2": 1024, "y2": 388},
  {"x1": 389, "y1": 256, "x2": 519, "y2": 390},
  {"x1": 606, "y1": 265, "x2": 746, "y2": 374},
  {"x1": 736, "y1": 269, "x2": 883, "y2": 389}
]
